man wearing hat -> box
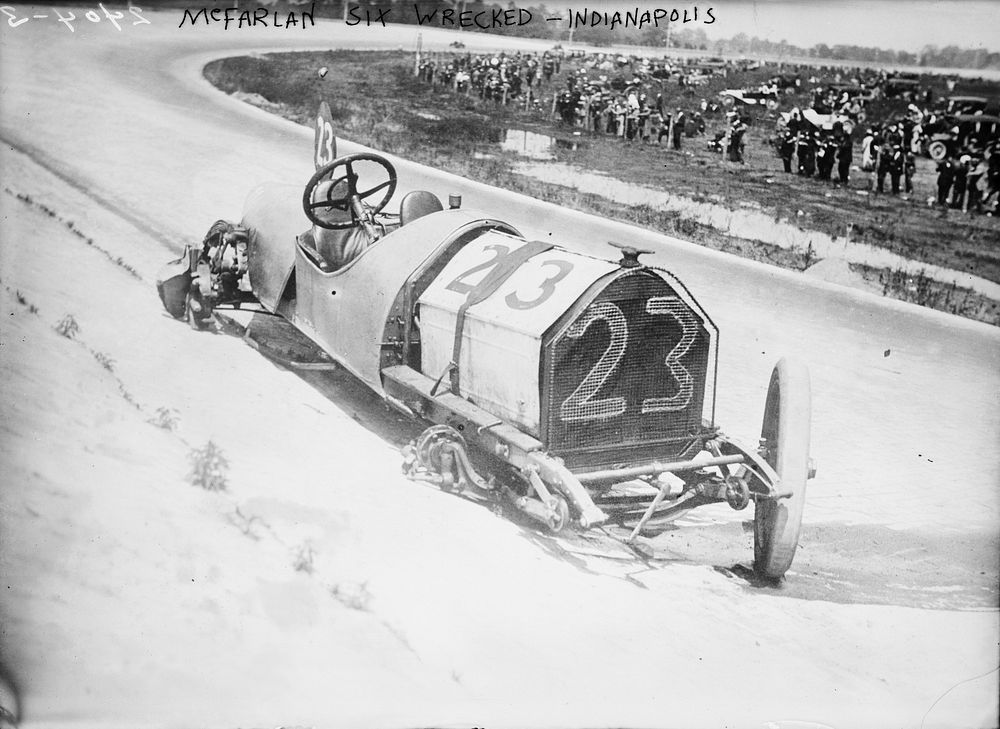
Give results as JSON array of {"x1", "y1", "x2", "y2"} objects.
[
  {"x1": 779, "y1": 127, "x2": 796, "y2": 173},
  {"x1": 877, "y1": 140, "x2": 903, "y2": 194},
  {"x1": 727, "y1": 116, "x2": 748, "y2": 163},
  {"x1": 903, "y1": 151, "x2": 917, "y2": 195},
  {"x1": 936, "y1": 155, "x2": 956, "y2": 207},
  {"x1": 966, "y1": 155, "x2": 987, "y2": 214},
  {"x1": 951, "y1": 155, "x2": 971, "y2": 209},
  {"x1": 798, "y1": 130, "x2": 816, "y2": 177},
  {"x1": 834, "y1": 122, "x2": 853, "y2": 185},
  {"x1": 671, "y1": 108, "x2": 685, "y2": 150}
]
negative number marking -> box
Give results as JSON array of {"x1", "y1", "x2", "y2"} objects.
[{"x1": 315, "y1": 117, "x2": 336, "y2": 168}]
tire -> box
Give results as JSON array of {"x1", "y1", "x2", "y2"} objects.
[
  {"x1": 927, "y1": 140, "x2": 948, "y2": 161},
  {"x1": 754, "y1": 358, "x2": 811, "y2": 579}
]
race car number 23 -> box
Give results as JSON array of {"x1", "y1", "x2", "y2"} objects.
[
  {"x1": 445, "y1": 243, "x2": 572, "y2": 310},
  {"x1": 560, "y1": 296, "x2": 698, "y2": 422}
]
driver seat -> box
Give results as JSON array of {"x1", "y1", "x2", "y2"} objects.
[
  {"x1": 303, "y1": 188, "x2": 443, "y2": 272},
  {"x1": 399, "y1": 191, "x2": 444, "y2": 226}
]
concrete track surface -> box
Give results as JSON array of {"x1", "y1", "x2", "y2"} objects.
[{"x1": 1, "y1": 9, "x2": 998, "y2": 729}]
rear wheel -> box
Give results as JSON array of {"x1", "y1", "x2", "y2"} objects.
[
  {"x1": 927, "y1": 140, "x2": 948, "y2": 161},
  {"x1": 754, "y1": 358, "x2": 811, "y2": 579}
]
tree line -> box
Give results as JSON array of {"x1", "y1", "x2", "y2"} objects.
[{"x1": 218, "y1": 0, "x2": 999, "y2": 70}]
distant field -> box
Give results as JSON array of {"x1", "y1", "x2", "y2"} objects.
[{"x1": 204, "y1": 50, "x2": 1000, "y2": 323}]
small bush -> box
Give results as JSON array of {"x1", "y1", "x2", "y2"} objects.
[
  {"x1": 228, "y1": 506, "x2": 263, "y2": 540},
  {"x1": 148, "y1": 407, "x2": 179, "y2": 431},
  {"x1": 54, "y1": 314, "x2": 79, "y2": 339},
  {"x1": 293, "y1": 543, "x2": 316, "y2": 574},
  {"x1": 330, "y1": 581, "x2": 372, "y2": 611},
  {"x1": 92, "y1": 351, "x2": 115, "y2": 372},
  {"x1": 187, "y1": 440, "x2": 229, "y2": 492}
]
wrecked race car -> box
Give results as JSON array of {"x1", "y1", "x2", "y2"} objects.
[{"x1": 157, "y1": 103, "x2": 815, "y2": 579}]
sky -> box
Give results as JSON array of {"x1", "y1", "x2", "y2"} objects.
[{"x1": 563, "y1": 0, "x2": 1000, "y2": 53}]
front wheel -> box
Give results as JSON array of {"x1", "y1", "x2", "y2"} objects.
[{"x1": 754, "y1": 358, "x2": 811, "y2": 579}]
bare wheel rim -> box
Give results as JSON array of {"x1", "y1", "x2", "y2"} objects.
[{"x1": 547, "y1": 494, "x2": 570, "y2": 533}]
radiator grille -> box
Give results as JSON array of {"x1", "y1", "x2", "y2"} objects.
[{"x1": 542, "y1": 270, "x2": 711, "y2": 470}]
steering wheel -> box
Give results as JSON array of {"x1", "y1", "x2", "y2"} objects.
[{"x1": 302, "y1": 153, "x2": 397, "y2": 230}]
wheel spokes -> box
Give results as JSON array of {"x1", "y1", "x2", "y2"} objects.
[
  {"x1": 357, "y1": 178, "x2": 393, "y2": 199},
  {"x1": 306, "y1": 198, "x2": 349, "y2": 211}
]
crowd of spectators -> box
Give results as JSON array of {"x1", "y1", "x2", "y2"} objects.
[
  {"x1": 935, "y1": 149, "x2": 999, "y2": 214},
  {"x1": 775, "y1": 114, "x2": 856, "y2": 184},
  {"x1": 414, "y1": 48, "x2": 999, "y2": 214},
  {"x1": 754, "y1": 68, "x2": 999, "y2": 212},
  {"x1": 418, "y1": 48, "x2": 755, "y2": 159},
  {"x1": 417, "y1": 50, "x2": 560, "y2": 105}
]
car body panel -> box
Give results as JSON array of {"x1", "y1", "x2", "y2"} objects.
[
  {"x1": 419, "y1": 231, "x2": 619, "y2": 435},
  {"x1": 243, "y1": 182, "x2": 303, "y2": 312},
  {"x1": 243, "y1": 184, "x2": 522, "y2": 392}
]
